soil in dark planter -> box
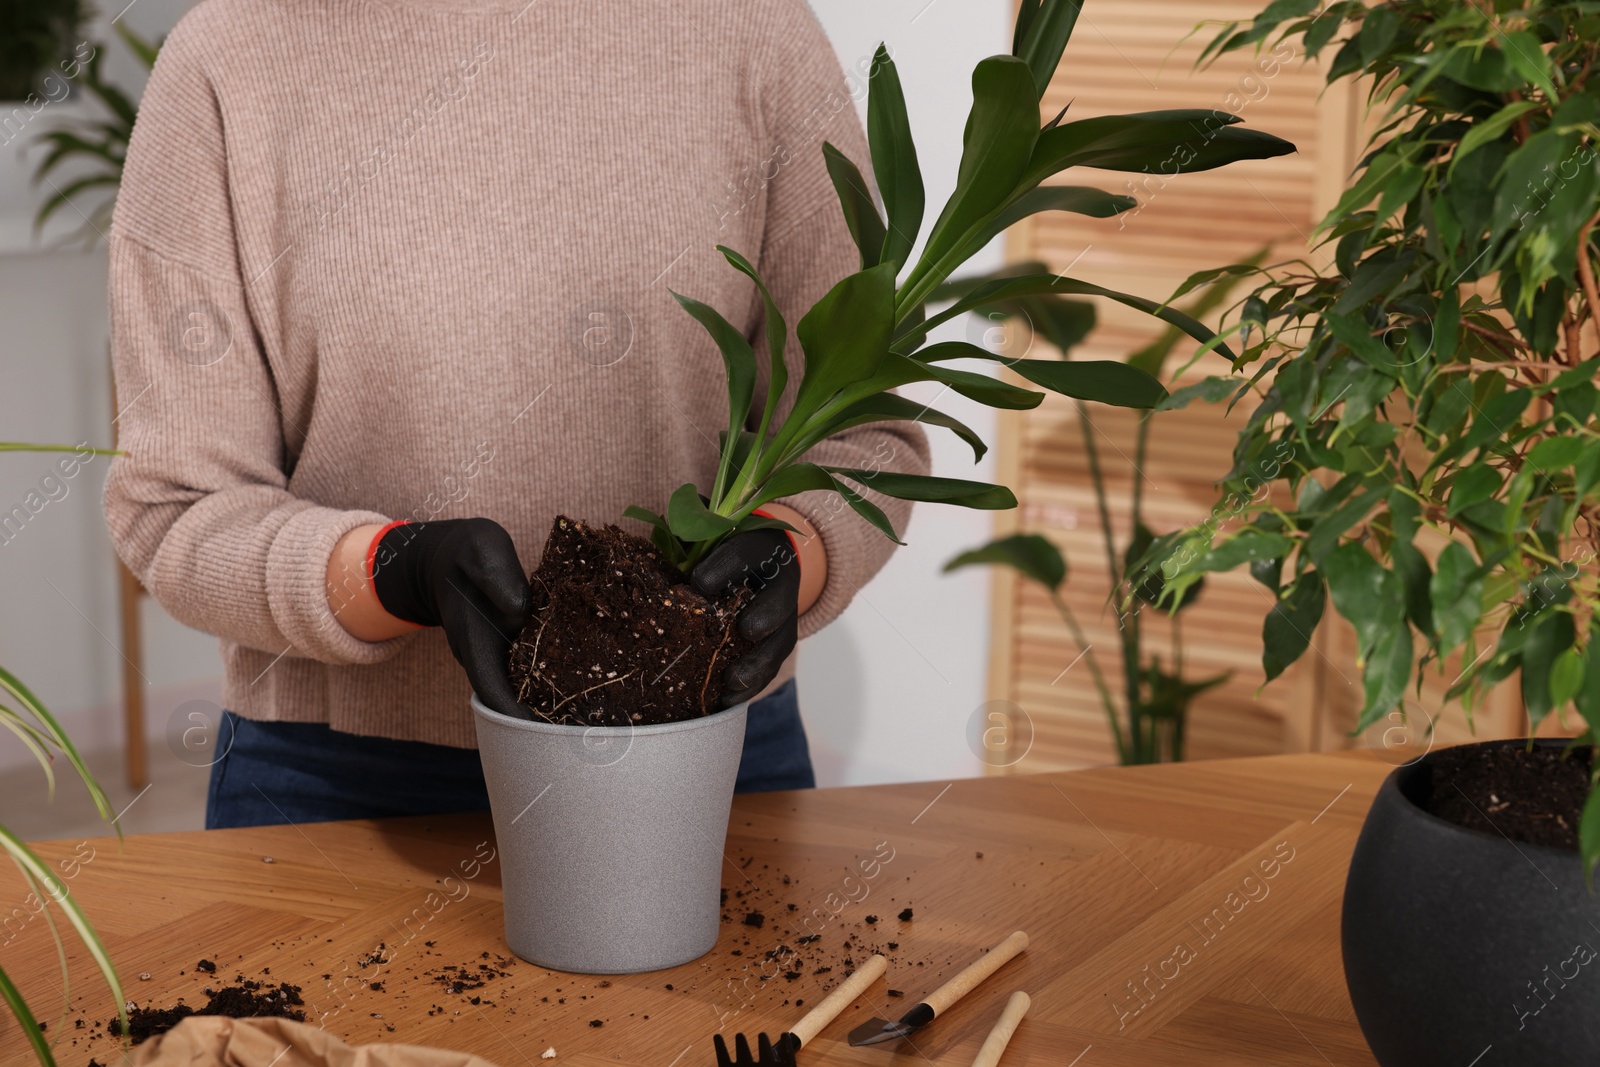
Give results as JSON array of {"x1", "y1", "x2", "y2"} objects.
[
  {"x1": 506, "y1": 517, "x2": 751, "y2": 727},
  {"x1": 1417, "y1": 742, "x2": 1592, "y2": 850}
]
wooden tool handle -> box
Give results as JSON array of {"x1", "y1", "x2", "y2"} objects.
[
  {"x1": 788, "y1": 953, "x2": 887, "y2": 1048},
  {"x1": 970, "y1": 991, "x2": 1031, "y2": 1067},
  {"x1": 923, "y1": 930, "x2": 1029, "y2": 1017}
]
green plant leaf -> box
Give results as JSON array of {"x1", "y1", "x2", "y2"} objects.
[
  {"x1": 904, "y1": 273, "x2": 1233, "y2": 361},
  {"x1": 1262, "y1": 569, "x2": 1326, "y2": 681},
  {"x1": 823, "y1": 393, "x2": 989, "y2": 463},
  {"x1": 1449, "y1": 100, "x2": 1540, "y2": 177},
  {"x1": 0, "y1": 964, "x2": 52, "y2": 1067},
  {"x1": 912, "y1": 56, "x2": 1041, "y2": 290},
  {"x1": 1013, "y1": 0, "x2": 1083, "y2": 96},
  {"x1": 1522, "y1": 610, "x2": 1576, "y2": 730},
  {"x1": 1578, "y1": 622, "x2": 1600, "y2": 738},
  {"x1": 944, "y1": 532, "x2": 1067, "y2": 590},
  {"x1": 1429, "y1": 543, "x2": 1486, "y2": 656},
  {"x1": 954, "y1": 186, "x2": 1137, "y2": 264},
  {"x1": 665, "y1": 483, "x2": 735, "y2": 542},
  {"x1": 915, "y1": 340, "x2": 1166, "y2": 407},
  {"x1": 867, "y1": 45, "x2": 924, "y2": 272},
  {"x1": 1190, "y1": 529, "x2": 1295, "y2": 574},
  {"x1": 1324, "y1": 542, "x2": 1403, "y2": 661},
  {"x1": 1357, "y1": 622, "x2": 1413, "y2": 731},
  {"x1": 823, "y1": 142, "x2": 887, "y2": 270},
  {"x1": 713, "y1": 245, "x2": 788, "y2": 457},
  {"x1": 1528, "y1": 436, "x2": 1585, "y2": 472},
  {"x1": 1581, "y1": 786, "x2": 1600, "y2": 887},
  {"x1": 0, "y1": 666, "x2": 114, "y2": 825},
  {"x1": 1020, "y1": 111, "x2": 1295, "y2": 187},
  {"x1": 1447, "y1": 464, "x2": 1501, "y2": 516},
  {"x1": 1550, "y1": 647, "x2": 1585, "y2": 708},
  {"x1": 669, "y1": 289, "x2": 755, "y2": 500},
  {"x1": 754, "y1": 462, "x2": 906, "y2": 544},
  {"x1": 792, "y1": 262, "x2": 899, "y2": 413},
  {"x1": 826, "y1": 468, "x2": 1017, "y2": 509}
]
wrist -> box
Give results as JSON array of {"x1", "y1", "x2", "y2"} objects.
[
  {"x1": 753, "y1": 502, "x2": 826, "y2": 615},
  {"x1": 327, "y1": 523, "x2": 423, "y2": 642}
]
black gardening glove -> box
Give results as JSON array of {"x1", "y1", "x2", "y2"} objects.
[
  {"x1": 370, "y1": 518, "x2": 532, "y2": 718},
  {"x1": 689, "y1": 528, "x2": 801, "y2": 708}
]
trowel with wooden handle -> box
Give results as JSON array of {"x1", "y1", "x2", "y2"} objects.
[{"x1": 847, "y1": 930, "x2": 1029, "y2": 1047}]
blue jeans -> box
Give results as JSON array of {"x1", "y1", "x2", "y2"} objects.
[{"x1": 205, "y1": 680, "x2": 813, "y2": 828}]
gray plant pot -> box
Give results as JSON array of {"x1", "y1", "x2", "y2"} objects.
[{"x1": 471, "y1": 695, "x2": 748, "y2": 974}]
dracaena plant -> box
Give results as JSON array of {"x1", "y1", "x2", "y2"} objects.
[
  {"x1": 1134, "y1": 1, "x2": 1600, "y2": 870},
  {"x1": 626, "y1": 0, "x2": 1295, "y2": 571},
  {"x1": 0, "y1": 443, "x2": 126, "y2": 1063},
  {"x1": 0, "y1": 0, "x2": 85, "y2": 100}
]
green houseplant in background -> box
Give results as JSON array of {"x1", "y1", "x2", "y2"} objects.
[
  {"x1": 28, "y1": 23, "x2": 160, "y2": 244},
  {"x1": 482, "y1": 0, "x2": 1296, "y2": 977},
  {"x1": 942, "y1": 272, "x2": 1265, "y2": 765},
  {"x1": 1134, "y1": 2, "x2": 1600, "y2": 1062},
  {"x1": 0, "y1": 0, "x2": 86, "y2": 101},
  {"x1": 1, "y1": 444, "x2": 125, "y2": 1064}
]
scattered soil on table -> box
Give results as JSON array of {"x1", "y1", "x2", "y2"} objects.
[
  {"x1": 1420, "y1": 744, "x2": 1592, "y2": 850},
  {"x1": 507, "y1": 517, "x2": 751, "y2": 726},
  {"x1": 108, "y1": 968, "x2": 305, "y2": 1043}
]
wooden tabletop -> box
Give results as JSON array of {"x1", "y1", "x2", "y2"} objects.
[{"x1": 1, "y1": 752, "x2": 1398, "y2": 1067}]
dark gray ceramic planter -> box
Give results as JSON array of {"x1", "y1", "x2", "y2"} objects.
[
  {"x1": 472, "y1": 695, "x2": 748, "y2": 974},
  {"x1": 1342, "y1": 739, "x2": 1600, "y2": 1066}
]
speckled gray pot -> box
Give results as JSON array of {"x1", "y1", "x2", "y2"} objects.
[{"x1": 471, "y1": 695, "x2": 747, "y2": 974}]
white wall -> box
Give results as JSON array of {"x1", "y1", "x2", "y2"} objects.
[{"x1": 0, "y1": 0, "x2": 1011, "y2": 787}]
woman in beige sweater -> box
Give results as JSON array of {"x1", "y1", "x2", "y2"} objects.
[{"x1": 104, "y1": 0, "x2": 927, "y2": 827}]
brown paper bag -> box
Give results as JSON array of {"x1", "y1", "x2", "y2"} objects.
[{"x1": 129, "y1": 1015, "x2": 507, "y2": 1067}]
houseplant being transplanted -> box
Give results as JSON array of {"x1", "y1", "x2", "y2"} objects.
[
  {"x1": 0, "y1": 443, "x2": 124, "y2": 1066},
  {"x1": 472, "y1": 0, "x2": 1294, "y2": 975},
  {"x1": 1137, "y1": 1, "x2": 1600, "y2": 1062}
]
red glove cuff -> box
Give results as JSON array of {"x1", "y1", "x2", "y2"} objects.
[{"x1": 750, "y1": 508, "x2": 801, "y2": 574}]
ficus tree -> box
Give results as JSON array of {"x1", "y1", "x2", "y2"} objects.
[
  {"x1": 626, "y1": 0, "x2": 1295, "y2": 571},
  {"x1": 1133, "y1": 0, "x2": 1600, "y2": 871}
]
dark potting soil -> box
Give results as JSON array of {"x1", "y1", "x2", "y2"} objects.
[
  {"x1": 507, "y1": 517, "x2": 750, "y2": 726},
  {"x1": 109, "y1": 973, "x2": 305, "y2": 1043},
  {"x1": 1421, "y1": 744, "x2": 1593, "y2": 851}
]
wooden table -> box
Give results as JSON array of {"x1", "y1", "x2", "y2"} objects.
[{"x1": 2, "y1": 752, "x2": 1397, "y2": 1066}]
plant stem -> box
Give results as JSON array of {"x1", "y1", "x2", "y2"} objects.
[
  {"x1": 1076, "y1": 401, "x2": 1142, "y2": 761},
  {"x1": 1048, "y1": 590, "x2": 1126, "y2": 763}
]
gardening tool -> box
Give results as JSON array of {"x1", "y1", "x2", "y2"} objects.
[
  {"x1": 847, "y1": 930, "x2": 1029, "y2": 1047},
  {"x1": 713, "y1": 953, "x2": 888, "y2": 1066},
  {"x1": 971, "y1": 991, "x2": 1031, "y2": 1066}
]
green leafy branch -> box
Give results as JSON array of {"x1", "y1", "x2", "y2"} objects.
[{"x1": 631, "y1": 0, "x2": 1295, "y2": 571}]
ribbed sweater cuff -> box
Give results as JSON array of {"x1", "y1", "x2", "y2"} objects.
[
  {"x1": 775, "y1": 487, "x2": 883, "y2": 641},
  {"x1": 265, "y1": 506, "x2": 404, "y2": 664}
]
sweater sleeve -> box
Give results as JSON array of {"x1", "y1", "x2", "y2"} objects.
[
  {"x1": 750, "y1": 2, "x2": 933, "y2": 640},
  {"x1": 102, "y1": 18, "x2": 400, "y2": 666}
]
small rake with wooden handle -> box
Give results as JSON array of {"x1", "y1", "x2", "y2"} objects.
[
  {"x1": 848, "y1": 931, "x2": 1029, "y2": 1046},
  {"x1": 713, "y1": 953, "x2": 888, "y2": 1066}
]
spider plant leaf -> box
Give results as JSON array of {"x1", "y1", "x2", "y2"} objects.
[
  {"x1": 1013, "y1": 0, "x2": 1084, "y2": 98},
  {"x1": 0, "y1": 706, "x2": 57, "y2": 796},
  {"x1": 823, "y1": 142, "x2": 886, "y2": 270},
  {"x1": 866, "y1": 45, "x2": 924, "y2": 272},
  {"x1": 666, "y1": 483, "x2": 735, "y2": 542},
  {"x1": 0, "y1": 965, "x2": 53, "y2": 1067},
  {"x1": 916, "y1": 56, "x2": 1040, "y2": 283},
  {"x1": 0, "y1": 826, "x2": 125, "y2": 1039},
  {"x1": 0, "y1": 443, "x2": 116, "y2": 454},
  {"x1": 0, "y1": 666, "x2": 114, "y2": 826},
  {"x1": 825, "y1": 468, "x2": 1017, "y2": 509},
  {"x1": 669, "y1": 290, "x2": 755, "y2": 499}
]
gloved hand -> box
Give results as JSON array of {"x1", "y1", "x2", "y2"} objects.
[
  {"x1": 689, "y1": 526, "x2": 801, "y2": 708},
  {"x1": 369, "y1": 518, "x2": 532, "y2": 718}
]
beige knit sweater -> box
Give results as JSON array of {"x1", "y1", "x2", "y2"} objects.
[{"x1": 104, "y1": 0, "x2": 929, "y2": 748}]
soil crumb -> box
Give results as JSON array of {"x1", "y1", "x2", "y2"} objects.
[{"x1": 110, "y1": 976, "x2": 305, "y2": 1044}]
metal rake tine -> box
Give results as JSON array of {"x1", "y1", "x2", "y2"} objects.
[
  {"x1": 735, "y1": 1033, "x2": 755, "y2": 1065},
  {"x1": 713, "y1": 1033, "x2": 734, "y2": 1067}
]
